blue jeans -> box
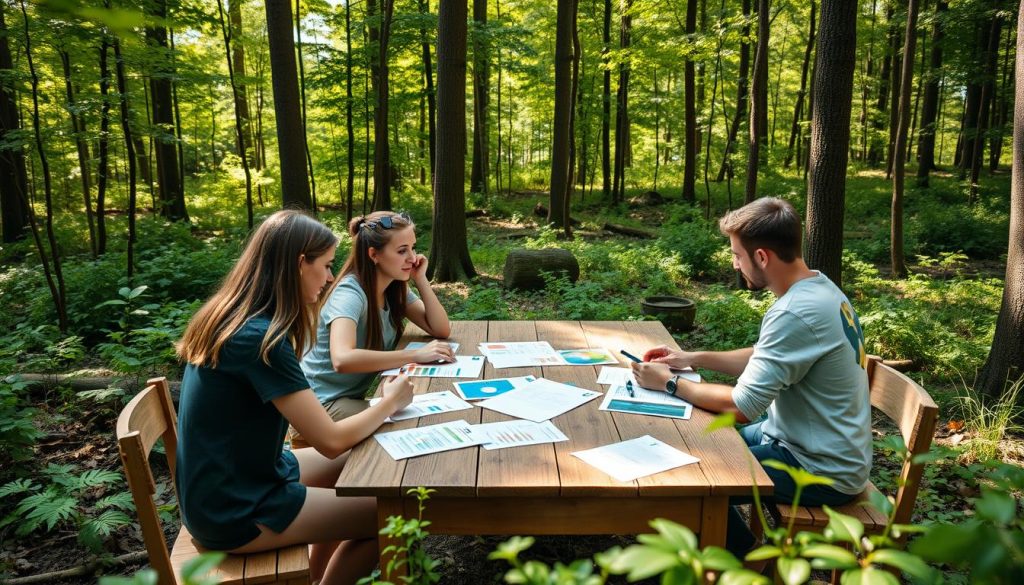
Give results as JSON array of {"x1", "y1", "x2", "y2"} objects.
[{"x1": 726, "y1": 421, "x2": 855, "y2": 557}]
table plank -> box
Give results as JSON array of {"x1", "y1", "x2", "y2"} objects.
[
  {"x1": 623, "y1": 321, "x2": 774, "y2": 496},
  {"x1": 335, "y1": 323, "x2": 436, "y2": 497},
  {"x1": 580, "y1": 321, "x2": 710, "y2": 497},
  {"x1": 477, "y1": 320, "x2": 561, "y2": 497},
  {"x1": 536, "y1": 321, "x2": 637, "y2": 497},
  {"x1": 401, "y1": 320, "x2": 489, "y2": 496}
]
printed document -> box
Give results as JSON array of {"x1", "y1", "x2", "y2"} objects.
[
  {"x1": 472, "y1": 419, "x2": 569, "y2": 450},
  {"x1": 374, "y1": 420, "x2": 483, "y2": 460},
  {"x1": 598, "y1": 384, "x2": 693, "y2": 420},
  {"x1": 571, "y1": 435, "x2": 700, "y2": 481},
  {"x1": 477, "y1": 341, "x2": 564, "y2": 368},
  {"x1": 402, "y1": 340, "x2": 461, "y2": 355},
  {"x1": 476, "y1": 377, "x2": 602, "y2": 422},
  {"x1": 557, "y1": 348, "x2": 619, "y2": 366},
  {"x1": 380, "y1": 355, "x2": 485, "y2": 378},
  {"x1": 369, "y1": 390, "x2": 474, "y2": 421},
  {"x1": 597, "y1": 366, "x2": 701, "y2": 386},
  {"x1": 453, "y1": 375, "x2": 537, "y2": 400}
]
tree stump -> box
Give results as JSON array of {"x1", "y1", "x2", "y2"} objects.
[{"x1": 503, "y1": 248, "x2": 580, "y2": 290}]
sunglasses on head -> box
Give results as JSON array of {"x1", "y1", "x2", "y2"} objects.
[{"x1": 362, "y1": 211, "x2": 411, "y2": 231}]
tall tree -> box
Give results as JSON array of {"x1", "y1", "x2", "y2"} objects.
[
  {"x1": 144, "y1": 0, "x2": 187, "y2": 221},
  {"x1": 601, "y1": 0, "x2": 611, "y2": 198},
  {"x1": 428, "y1": 0, "x2": 476, "y2": 282},
  {"x1": 96, "y1": 37, "x2": 111, "y2": 254},
  {"x1": 745, "y1": 0, "x2": 768, "y2": 203},
  {"x1": 916, "y1": 0, "x2": 947, "y2": 186},
  {"x1": 369, "y1": 0, "x2": 396, "y2": 211},
  {"x1": 681, "y1": 0, "x2": 697, "y2": 203},
  {"x1": 57, "y1": 45, "x2": 96, "y2": 258},
  {"x1": 611, "y1": 0, "x2": 632, "y2": 203},
  {"x1": 717, "y1": 0, "x2": 750, "y2": 182},
  {"x1": 804, "y1": 0, "x2": 857, "y2": 288},
  {"x1": 419, "y1": 0, "x2": 436, "y2": 183},
  {"x1": 968, "y1": 12, "x2": 1002, "y2": 202},
  {"x1": 890, "y1": 0, "x2": 919, "y2": 279},
  {"x1": 975, "y1": 0, "x2": 1024, "y2": 401},
  {"x1": 218, "y1": 0, "x2": 255, "y2": 228},
  {"x1": 784, "y1": 1, "x2": 815, "y2": 169},
  {"x1": 264, "y1": 0, "x2": 312, "y2": 209},
  {"x1": 295, "y1": 0, "x2": 316, "y2": 210},
  {"x1": 112, "y1": 20, "x2": 139, "y2": 279},
  {"x1": 0, "y1": 5, "x2": 28, "y2": 244},
  {"x1": 470, "y1": 0, "x2": 489, "y2": 196},
  {"x1": 346, "y1": 0, "x2": 356, "y2": 220},
  {"x1": 548, "y1": 0, "x2": 575, "y2": 236},
  {"x1": 229, "y1": 0, "x2": 253, "y2": 160}
]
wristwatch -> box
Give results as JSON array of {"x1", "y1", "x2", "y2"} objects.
[{"x1": 665, "y1": 375, "x2": 680, "y2": 397}]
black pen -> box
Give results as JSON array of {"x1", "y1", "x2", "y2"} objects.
[
  {"x1": 625, "y1": 380, "x2": 635, "y2": 397},
  {"x1": 620, "y1": 349, "x2": 642, "y2": 363}
]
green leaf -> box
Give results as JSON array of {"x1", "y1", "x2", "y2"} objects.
[
  {"x1": 866, "y1": 490, "x2": 894, "y2": 518},
  {"x1": 659, "y1": 565, "x2": 696, "y2": 585},
  {"x1": 180, "y1": 552, "x2": 226, "y2": 585},
  {"x1": 609, "y1": 544, "x2": 680, "y2": 580},
  {"x1": 801, "y1": 543, "x2": 858, "y2": 568},
  {"x1": 840, "y1": 567, "x2": 900, "y2": 585},
  {"x1": 0, "y1": 479, "x2": 37, "y2": 499},
  {"x1": 650, "y1": 518, "x2": 699, "y2": 552},
  {"x1": 717, "y1": 568, "x2": 771, "y2": 585},
  {"x1": 488, "y1": 536, "x2": 535, "y2": 561},
  {"x1": 975, "y1": 487, "x2": 1016, "y2": 525},
  {"x1": 823, "y1": 506, "x2": 865, "y2": 545},
  {"x1": 744, "y1": 545, "x2": 782, "y2": 561},
  {"x1": 776, "y1": 556, "x2": 811, "y2": 585},
  {"x1": 704, "y1": 412, "x2": 736, "y2": 434},
  {"x1": 699, "y1": 546, "x2": 742, "y2": 571},
  {"x1": 867, "y1": 549, "x2": 935, "y2": 581},
  {"x1": 127, "y1": 285, "x2": 148, "y2": 299},
  {"x1": 909, "y1": 522, "x2": 981, "y2": 564},
  {"x1": 762, "y1": 460, "x2": 835, "y2": 489}
]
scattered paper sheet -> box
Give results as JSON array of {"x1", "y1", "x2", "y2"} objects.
[
  {"x1": 476, "y1": 377, "x2": 602, "y2": 422},
  {"x1": 369, "y1": 390, "x2": 474, "y2": 421},
  {"x1": 380, "y1": 355, "x2": 485, "y2": 378},
  {"x1": 597, "y1": 366, "x2": 701, "y2": 386},
  {"x1": 402, "y1": 340, "x2": 461, "y2": 355},
  {"x1": 477, "y1": 341, "x2": 564, "y2": 368},
  {"x1": 571, "y1": 435, "x2": 700, "y2": 481},
  {"x1": 473, "y1": 419, "x2": 569, "y2": 450},
  {"x1": 453, "y1": 375, "x2": 537, "y2": 400},
  {"x1": 558, "y1": 348, "x2": 619, "y2": 366},
  {"x1": 374, "y1": 420, "x2": 483, "y2": 460},
  {"x1": 598, "y1": 384, "x2": 693, "y2": 420}
]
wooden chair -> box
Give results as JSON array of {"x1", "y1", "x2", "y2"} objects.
[
  {"x1": 770, "y1": 356, "x2": 939, "y2": 581},
  {"x1": 116, "y1": 377, "x2": 309, "y2": 585}
]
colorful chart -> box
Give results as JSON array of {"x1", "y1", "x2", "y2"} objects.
[{"x1": 558, "y1": 348, "x2": 618, "y2": 365}]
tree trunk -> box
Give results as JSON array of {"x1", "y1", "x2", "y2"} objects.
[
  {"x1": 916, "y1": 0, "x2": 946, "y2": 185},
  {"x1": 681, "y1": 0, "x2": 697, "y2": 203},
  {"x1": 145, "y1": 0, "x2": 187, "y2": 221},
  {"x1": 891, "y1": 0, "x2": 919, "y2": 279},
  {"x1": 419, "y1": 0, "x2": 436, "y2": 184},
  {"x1": 229, "y1": 0, "x2": 252, "y2": 160},
  {"x1": 745, "y1": 0, "x2": 768, "y2": 203},
  {"x1": 548, "y1": 0, "x2": 575, "y2": 236},
  {"x1": 804, "y1": 0, "x2": 857, "y2": 288},
  {"x1": 470, "y1": 0, "x2": 489, "y2": 196},
  {"x1": 371, "y1": 0, "x2": 395, "y2": 211},
  {"x1": 264, "y1": 0, "x2": 312, "y2": 209},
  {"x1": 601, "y1": 0, "x2": 612, "y2": 198},
  {"x1": 346, "y1": 0, "x2": 355, "y2": 220},
  {"x1": 784, "y1": 1, "x2": 816, "y2": 168},
  {"x1": 884, "y1": 3, "x2": 903, "y2": 180},
  {"x1": 989, "y1": 19, "x2": 1013, "y2": 171},
  {"x1": 975, "y1": 0, "x2": 1024, "y2": 400},
  {"x1": 57, "y1": 49, "x2": 96, "y2": 258},
  {"x1": 0, "y1": 5, "x2": 29, "y2": 244},
  {"x1": 96, "y1": 39, "x2": 111, "y2": 255},
  {"x1": 969, "y1": 13, "x2": 1002, "y2": 203},
  {"x1": 218, "y1": 0, "x2": 254, "y2": 229},
  {"x1": 868, "y1": 1, "x2": 896, "y2": 166},
  {"x1": 612, "y1": 0, "x2": 632, "y2": 203},
  {"x1": 428, "y1": 0, "x2": 476, "y2": 282},
  {"x1": 112, "y1": 31, "x2": 138, "y2": 280},
  {"x1": 718, "y1": 0, "x2": 750, "y2": 182},
  {"x1": 295, "y1": 0, "x2": 317, "y2": 211}
]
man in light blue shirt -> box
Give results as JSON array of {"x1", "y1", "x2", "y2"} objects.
[{"x1": 633, "y1": 197, "x2": 871, "y2": 559}]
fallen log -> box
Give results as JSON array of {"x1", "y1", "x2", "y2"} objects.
[
  {"x1": 532, "y1": 203, "x2": 582, "y2": 226},
  {"x1": 602, "y1": 222, "x2": 655, "y2": 239},
  {"x1": 465, "y1": 209, "x2": 489, "y2": 218},
  {"x1": 503, "y1": 248, "x2": 580, "y2": 290},
  {"x1": 6, "y1": 374, "x2": 181, "y2": 395},
  {"x1": 1, "y1": 550, "x2": 148, "y2": 585}
]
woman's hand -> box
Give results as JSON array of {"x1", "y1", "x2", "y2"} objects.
[
  {"x1": 631, "y1": 362, "x2": 674, "y2": 391},
  {"x1": 381, "y1": 375, "x2": 414, "y2": 413},
  {"x1": 410, "y1": 253, "x2": 430, "y2": 282},
  {"x1": 643, "y1": 345, "x2": 697, "y2": 369},
  {"x1": 411, "y1": 340, "x2": 456, "y2": 363}
]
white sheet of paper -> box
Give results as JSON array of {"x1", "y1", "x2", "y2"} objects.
[
  {"x1": 452, "y1": 375, "x2": 537, "y2": 400},
  {"x1": 571, "y1": 435, "x2": 700, "y2": 481},
  {"x1": 596, "y1": 366, "x2": 701, "y2": 386},
  {"x1": 373, "y1": 420, "x2": 483, "y2": 460},
  {"x1": 402, "y1": 340, "x2": 461, "y2": 357},
  {"x1": 598, "y1": 384, "x2": 693, "y2": 420},
  {"x1": 476, "y1": 377, "x2": 602, "y2": 422},
  {"x1": 472, "y1": 419, "x2": 569, "y2": 450},
  {"x1": 380, "y1": 355, "x2": 485, "y2": 378},
  {"x1": 369, "y1": 390, "x2": 474, "y2": 421},
  {"x1": 477, "y1": 341, "x2": 564, "y2": 368}
]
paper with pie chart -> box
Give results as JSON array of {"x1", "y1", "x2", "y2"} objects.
[{"x1": 452, "y1": 375, "x2": 537, "y2": 401}]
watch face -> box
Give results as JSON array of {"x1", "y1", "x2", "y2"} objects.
[{"x1": 665, "y1": 378, "x2": 677, "y2": 396}]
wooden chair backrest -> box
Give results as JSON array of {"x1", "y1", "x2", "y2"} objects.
[
  {"x1": 866, "y1": 357, "x2": 939, "y2": 527},
  {"x1": 116, "y1": 377, "x2": 180, "y2": 585}
]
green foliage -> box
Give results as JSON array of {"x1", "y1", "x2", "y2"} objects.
[
  {"x1": 94, "y1": 285, "x2": 195, "y2": 379},
  {"x1": 0, "y1": 375, "x2": 44, "y2": 480},
  {"x1": 954, "y1": 377, "x2": 1024, "y2": 463},
  {"x1": 0, "y1": 464, "x2": 134, "y2": 553},
  {"x1": 358, "y1": 487, "x2": 441, "y2": 585}
]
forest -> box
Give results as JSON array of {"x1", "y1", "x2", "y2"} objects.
[{"x1": 1, "y1": 0, "x2": 1023, "y2": 583}]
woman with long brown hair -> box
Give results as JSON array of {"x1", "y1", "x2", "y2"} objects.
[
  {"x1": 175, "y1": 210, "x2": 413, "y2": 585},
  {"x1": 296, "y1": 211, "x2": 451, "y2": 434}
]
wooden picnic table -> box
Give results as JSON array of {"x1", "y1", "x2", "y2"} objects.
[{"x1": 335, "y1": 320, "x2": 773, "y2": 574}]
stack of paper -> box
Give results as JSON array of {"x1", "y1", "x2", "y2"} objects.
[
  {"x1": 597, "y1": 366, "x2": 701, "y2": 387},
  {"x1": 381, "y1": 355, "x2": 485, "y2": 378},
  {"x1": 599, "y1": 384, "x2": 693, "y2": 420},
  {"x1": 476, "y1": 377, "x2": 601, "y2": 422},
  {"x1": 478, "y1": 342, "x2": 620, "y2": 368},
  {"x1": 571, "y1": 435, "x2": 700, "y2": 481},
  {"x1": 374, "y1": 420, "x2": 483, "y2": 459},
  {"x1": 369, "y1": 390, "x2": 473, "y2": 421},
  {"x1": 453, "y1": 375, "x2": 537, "y2": 400}
]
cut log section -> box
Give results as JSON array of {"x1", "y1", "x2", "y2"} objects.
[{"x1": 503, "y1": 248, "x2": 580, "y2": 290}]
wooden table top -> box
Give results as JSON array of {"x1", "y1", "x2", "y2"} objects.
[{"x1": 335, "y1": 320, "x2": 773, "y2": 499}]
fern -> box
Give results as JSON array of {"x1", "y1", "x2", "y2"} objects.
[
  {"x1": 16, "y1": 488, "x2": 77, "y2": 534},
  {"x1": 0, "y1": 478, "x2": 36, "y2": 498},
  {"x1": 74, "y1": 469, "x2": 123, "y2": 490},
  {"x1": 96, "y1": 491, "x2": 135, "y2": 512},
  {"x1": 80, "y1": 509, "x2": 133, "y2": 551},
  {"x1": 77, "y1": 387, "x2": 127, "y2": 404}
]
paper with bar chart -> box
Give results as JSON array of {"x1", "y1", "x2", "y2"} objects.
[
  {"x1": 374, "y1": 420, "x2": 483, "y2": 460},
  {"x1": 598, "y1": 384, "x2": 693, "y2": 420},
  {"x1": 477, "y1": 341, "x2": 565, "y2": 368},
  {"x1": 472, "y1": 419, "x2": 569, "y2": 450},
  {"x1": 596, "y1": 366, "x2": 701, "y2": 386},
  {"x1": 380, "y1": 355, "x2": 485, "y2": 378},
  {"x1": 369, "y1": 390, "x2": 474, "y2": 421}
]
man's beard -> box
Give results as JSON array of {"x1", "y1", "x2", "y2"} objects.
[{"x1": 741, "y1": 268, "x2": 767, "y2": 292}]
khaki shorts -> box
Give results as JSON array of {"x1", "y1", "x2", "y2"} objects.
[{"x1": 287, "y1": 396, "x2": 370, "y2": 450}]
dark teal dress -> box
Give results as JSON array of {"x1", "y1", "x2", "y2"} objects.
[{"x1": 175, "y1": 315, "x2": 310, "y2": 550}]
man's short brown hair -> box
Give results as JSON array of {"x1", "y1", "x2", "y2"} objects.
[{"x1": 718, "y1": 197, "x2": 802, "y2": 262}]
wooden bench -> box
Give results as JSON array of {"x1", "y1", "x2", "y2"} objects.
[
  {"x1": 116, "y1": 377, "x2": 310, "y2": 585},
  {"x1": 771, "y1": 356, "x2": 939, "y2": 581}
]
